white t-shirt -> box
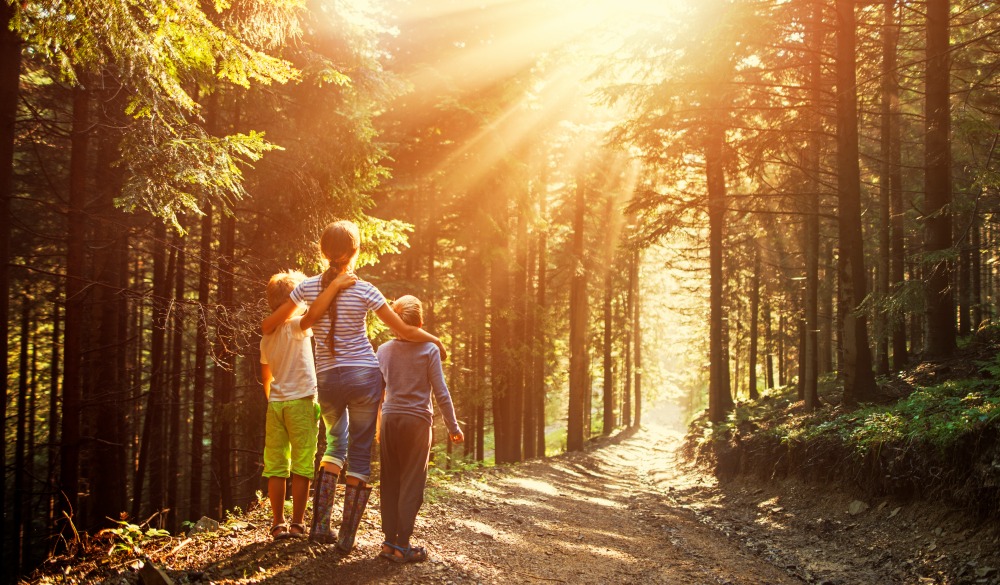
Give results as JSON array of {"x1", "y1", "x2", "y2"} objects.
[
  {"x1": 289, "y1": 276, "x2": 386, "y2": 372},
  {"x1": 259, "y1": 317, "x2": 318, "y2": 402}
]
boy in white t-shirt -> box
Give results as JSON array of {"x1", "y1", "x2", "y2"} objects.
[{"x1": 260, "y1": 269, "x2": 355, "y2": 538}]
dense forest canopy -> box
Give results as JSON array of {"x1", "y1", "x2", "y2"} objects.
[{"x1": 3, "y1": 0, "x2": 1000, "y2": 579}]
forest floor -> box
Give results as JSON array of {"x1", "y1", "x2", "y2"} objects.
[{"x1": 32, "y1": 403, "x2": 1000, "y2": 585}]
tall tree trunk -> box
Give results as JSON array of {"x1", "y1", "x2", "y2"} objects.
[
  {"x1": 133, "y1": 222, "x2": 169, "y2": 519},
  {"x1": 763, "y1": 298, "x2": 774, "y2": 389},
  {"x1": 0, "y1": 3, "x2": 21, "y2": 555},
  {"x1": 567, "y1": 178, "x2": 589, "y2": 451},
  {"x1": 211, "y1": 214, "x2": 236, "y2": 516},
  {"x1": 821, "y1": 240, "x2": 836, "y2": 374},
  {"x1": 47, "y1": 306, "x2": 60, "y2": 528},
  {"x1": 885, "y1": 0, "x2": 908, "y2": 369},
  {"x1": 777, "y1": 313, "x2": 786, "y2": 386},
  {"x1": 707, "y1": 122, "x2": 732, "y2": 422},
  {"x1": 749, "y1": 247, "x2": 760, "y2": 400},
  {"x1": 836, "y1": 0, "x2": 878, "y2": 405},
  {"x1": 803, "y1": 0, "x2": 822, "y2": 409},
  {"x1": 534, "y1": 191, "x2": 548, "y2": 456},
  {"x1": 623, "y1": 280, "x2": 633, "y2": 426},
  {"x1": 167, "y1": 230, "x2": 185, "y2": 531},
  {"x1": 972, "y1": 214, "x2": 982, "y2": 328},
  {"x1": 924, "y1": 0, "x2": 955, "y2": 358},
  {"x1": 603, "y1": 255, "x2": 615, "y2": 432},
  {"x1": 89, "y1": 85, "x2": 128, "y2": 529},
  {"x1": 876, "y1": 0, "x2": 893, "y2": 374},
  {"x1": 61, "y1": 84, "x2": 90, "y2": 524},
  {"x1": 476, "y1": 329, "x2": 486, "y2": 462},
  {"x1": 632, "y1": 249, "x2": 643, "y2": 427},
  {"x1": 510, "y1": 195, "x2": 527, "y2": 462},
  {"x1": 489, "y1": 181, "x2": 515, "y2": 464},
  {"x1": 959, "y1": 227, "x2": 971, "y2": 336},
  {"x1": 189, "y1": 206, "x2": 212, "y2": 521},
  {"x1": 14, "y1": 298, "x2": 30, "y2": 573},
  {"x1": 523, "y1": 233, "x2": 538, "y2": 458}
]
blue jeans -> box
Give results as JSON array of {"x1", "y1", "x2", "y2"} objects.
[{"x1": 317, "y1": 366, "x2": 384, "y2": 483}]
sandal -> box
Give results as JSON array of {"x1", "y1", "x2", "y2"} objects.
[
  {"x1": 384, "y1": 542, "x2": 428, "y2": 564},
  {"x1": 379, "y1": 541, "x2": 396, "y2": 561},
  {"x1": 288, "y1": 523, "x2": 307, "y2": 539},
  {"x1": 270, "y1": 523, "x2": 291, "y2": 540}
]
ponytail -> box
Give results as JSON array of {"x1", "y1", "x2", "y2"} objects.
[{"x1": 318, "y1": 220, "x2": 361, "y2": 359}]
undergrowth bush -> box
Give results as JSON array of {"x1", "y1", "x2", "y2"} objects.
[{"x1": 684, "y1": 353, "x2": 1000, "y2": 517}]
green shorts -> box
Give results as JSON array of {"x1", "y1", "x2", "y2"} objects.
[{"x1": 263, "y1": 396, "x2": 320, "y2": 479}]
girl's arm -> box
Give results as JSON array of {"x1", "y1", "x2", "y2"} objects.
[
  {"x1": 262, "y1": 273, "x2": 358, "y2": 335},
  {"x1": 300, "y1": 272, "x2": 357, "y2": 331},
  {"x1": 373, "y1": 303, "x2": 448, "y2": 361}
]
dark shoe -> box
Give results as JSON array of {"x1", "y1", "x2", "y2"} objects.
[
  {"x1": 336, "y1": 483, "x2": 372, "y2": 553},
  {"x1": 309, "y1": 469, "x2": 338, "y2": 543}
]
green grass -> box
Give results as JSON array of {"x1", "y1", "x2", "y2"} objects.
[{"x1": 693, "y1": 356, "x2": 1000, "y2": 458}]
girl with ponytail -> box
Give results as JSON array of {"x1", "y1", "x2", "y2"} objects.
[{"x1": 262, "y1": 219, "x2": 446, "y2": 552}]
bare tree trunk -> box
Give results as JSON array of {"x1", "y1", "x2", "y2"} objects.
[
  {"x1": 523, "y1": 233, "x2": 538, "y2": 458},
  {"x1": 89, "y1": 84, "x2": 128, "y2": 529},
  {"x1": 61, "y1": 84, "x2": 90, "y2": 524},
  {"x1": 133, "y1": 222, "x2": 170, "y2": 519},
  {"x1": 802, "y1": 0, "x2": 822, "y2": 410},
  {"x1": 0, "y1": 3, "x2": 21, "y2": 555},
  {"x1": 777, "y1": 313, "x2": 786, "y2": 386},
  {"x1": 623, "y1": 248, "x2": 633, "y2": 425},
  {"x1": 510, "y1": 196, "x2": 527, "y2": 461},
  {"x1": 15, "y1": 298, "x2": 30, "y2": 573},
  {"x1": 490, "y1": 187, "x2": 516, "y2": 463},
  {"x1": 748, "y1": 247, "x2": 760, "y2": 400},
  {"x1": 972, "y1": 214, "x2": 982, "y2": 328},
  {"x1": 763, "y1": 298, "x2": 774, "y2": 389},
  {"x1": 603, "y1": 255, "x2": 615, "y2": 432},
  {"x1": 167, "y1": 229, "x2": 185, "y2": 531},
  {"x1": 836, "y1": 0, "x2": 878, "y2": 405},
  {"x1": 567, "y1": 178, "x2": 589, "y2": 451},
  {"x1": 534, "y1": 187, "x2": 548, "y2": 456},
  {"x1": 47, "y1": 306, "x2": 60, "y2": 528},
  {"x1": 476, "y1": 329, "x2": 486, "y2": 462},
  {"x1": 211, "y1": 214, "x2": 236, "y2": 516},
  {"x1": 707, "y1": 122, "x2": 732, "y2": 422},
  {"x1": 633, "y1": 249, "x2": 643, "y2": 427},
  {"x1": 924, "y1": 0, "x2": 955, "y2": 358},
  {"x1": 189, "y1": 206, "x2": 212, "y2": 521},
  {"x1": 885, "y1": 0, "x2": 908, "y2": 369}
]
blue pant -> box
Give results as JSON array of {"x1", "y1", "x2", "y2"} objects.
[{"x1": 317, "y1": 366, "x2": 384, "y2": 483}]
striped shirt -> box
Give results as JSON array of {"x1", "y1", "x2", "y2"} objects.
[{"x1": 290, "y1": 275, "x2": 387, "y2": 372}]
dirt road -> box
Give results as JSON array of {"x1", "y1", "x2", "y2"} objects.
[
  {"x1": 167, "y1": 409, "x2": 999, "y2": 585},
  {"x1": 194, "y1": 420, "x2": 793, "y2": 585}
]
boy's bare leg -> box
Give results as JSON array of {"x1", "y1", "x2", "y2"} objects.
[
  {"x1": 268, "y1": 477, "x2": 287, "y2": 529},
  {"x1": 290, "y1": 474, "x2": 310, "y2": 532}
]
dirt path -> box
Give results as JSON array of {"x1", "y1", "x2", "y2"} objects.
[
  {"x1": 189, "y1": 422, "x2": 794, "y2": 585},
  {"x1": 145, "y1": 413, "x2": 999, "y2": 585}
]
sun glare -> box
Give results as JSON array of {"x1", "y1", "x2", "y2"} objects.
[{"x1": 390, "y1": 0, "x2": 689, "y2": 194}]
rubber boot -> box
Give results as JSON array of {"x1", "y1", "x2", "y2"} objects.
[
  {"x1": 309, "y1": 468, "x2": 338, "y2": 544},
  {"x1": 336, "y1": 483, "x2": 372, "y2": 553}
]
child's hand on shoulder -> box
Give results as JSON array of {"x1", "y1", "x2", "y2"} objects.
[
  {"x1": 449, "y1": 428, "x2": 465, "y2": 444},
  {"x1": 330, "y1": 271, "x2": 358, "y2": 290}
]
